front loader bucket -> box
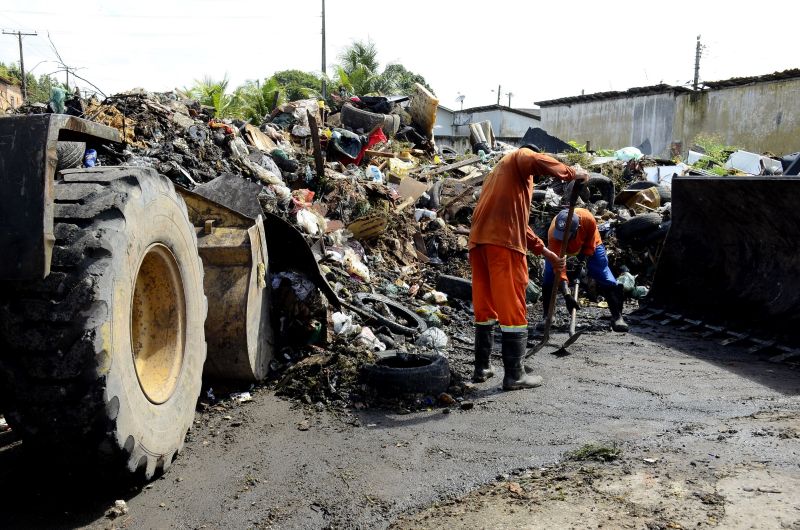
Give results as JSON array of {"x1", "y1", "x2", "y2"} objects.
[{"x1": 649, "y1": 176, "x2": 800, "y2": 339}]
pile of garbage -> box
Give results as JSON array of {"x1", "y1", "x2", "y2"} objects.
[{"x1": 18, "y1": 83, "x2": 798, "y2": 410}]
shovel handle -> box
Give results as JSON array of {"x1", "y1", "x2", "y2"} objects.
[
  {"x1": 569, "y1": 281, "x2": 579, "y2": 336},
  {"x1": 539, "y1": 179, "x2": 583, "y2": 336}
]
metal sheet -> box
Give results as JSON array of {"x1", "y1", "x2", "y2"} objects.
[{"x1": 649, "y1": 176, "x2": 800, "y2": 339}]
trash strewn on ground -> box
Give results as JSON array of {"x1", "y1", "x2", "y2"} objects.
[{"x1": 18, "y1": 87, "x2": 797, "y2": 411}]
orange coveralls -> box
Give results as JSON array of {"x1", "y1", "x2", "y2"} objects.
[
  {"x1": 469, "y1": 149, "x2": 576, "y2": 330},
  {"x1": 547, "y1": 208, "x2": 603, "y2": 283}
]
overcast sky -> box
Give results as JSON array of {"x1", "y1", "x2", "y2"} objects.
[{"x1": 1, "y1": 1, "x2": 798, "y2": 109}]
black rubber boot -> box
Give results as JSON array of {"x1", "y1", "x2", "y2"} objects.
[
  {"x1": 501, "y1": 331, "x2": 543, "y2": 390},
  {"x1": 605, "y1": 283, "x2": 629, "y2": 332},
  {"x1": 472, "y1": 324, "x2": 495, "y2": 382}
]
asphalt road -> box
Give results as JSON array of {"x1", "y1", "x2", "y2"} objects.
[{"x1": 1, "y1": 315, "x2": 797, "y2": 529}]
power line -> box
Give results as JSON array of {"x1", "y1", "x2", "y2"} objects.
[{"x1": 2, "y1": 29, "x2": 37, "y2": 101}]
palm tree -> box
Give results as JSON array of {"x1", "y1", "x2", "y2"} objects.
[
  {"x1": 234, "y1": 78, "x2": 285, "y2": 123},
  {"x1": 338, "y1": 40, "x2": 380, "y2": 77},
  {"x1": 334, "y1": 40, "x2": 434, "y2": 97},
  {"x1": 180, "y1": 76, "x2": 240, "y2": 118}
]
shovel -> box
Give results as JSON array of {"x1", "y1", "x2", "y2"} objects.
[{"x1": 527, "y1": 180, "x2": 584, "y2": 357}]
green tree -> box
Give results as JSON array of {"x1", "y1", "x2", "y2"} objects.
[
  {"x1": 234, "y1": 77, "x2": 285, "y2": 123},
  {"x1": 338, "y1": 40, "x2": 380, "y2": 77},
  {"x1": 0, "y1": 61, "x2": 65, "y2": 105},
  {"x1": 333, "y1": 39, "x2": 434, "y2": 97},
  {"x1": 382, "y1": 63, "x2": 434, "y2": 94},
  {"x1": 269, "y1": 69, "x2": 322, "y2": 102},
  {"x1": 180, "y1": 76, "x2": 241, "y2": 118}
]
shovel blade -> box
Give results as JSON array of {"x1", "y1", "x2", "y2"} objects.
[{"x1": 561, "y1": 330, "x2": 584, "y2": 349}]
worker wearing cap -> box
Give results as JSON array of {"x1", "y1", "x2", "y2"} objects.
[
  {"x1": 542, "y1": 208, "x2": 629, "y2": 332},
  {"x1": 469, "y1": 145, "x2": 588, "y2": 390}
]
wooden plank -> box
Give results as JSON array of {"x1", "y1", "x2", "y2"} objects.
[
  {"x1": 419, "y1": 156, "x2": 481, "y2": 177},
  {"x1": 306, "y1": 110, "x2": 325, "y2": 180},
  {"x1": 364, "y1": 150, "x2": 397, "y2": 158}
]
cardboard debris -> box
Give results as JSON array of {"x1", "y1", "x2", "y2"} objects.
[
  {"x1": 347, "y1": 214, "x2": 389, "y2": 240},
  {"x1": 244, "y1": 124, "x2": 278, "y2": 152}
]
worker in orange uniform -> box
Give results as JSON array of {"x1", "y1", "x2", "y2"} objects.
[
  {"x1": 469, "y1": 145, "x2": 588, "y2": 390},
  {"x1": 542, "y1": 208, "x2": 629, "y2": 333}
]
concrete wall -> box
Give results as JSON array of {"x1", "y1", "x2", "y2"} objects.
[
  {"x1": 674, "y1": 78, "x2": 800, "y2": 155},
  {"x1": 540, "y1": 76, "x2": 800, "y2": 158},
  {"x1": 540, "y1": 92, "x2": 676, "y2": 157}
]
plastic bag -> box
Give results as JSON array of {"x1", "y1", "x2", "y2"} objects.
[
  {"x1": 415, "y1": 327, "x2": 449, "y2": 351},
  {"x1": 614, "y1": 147, "x2": 643, "y2": 161},
  {"x1": 332, "y1": 312, "x2": 355, "y2": 336},
  {"x1": 296, "y1": 209, "x2": 325, "y2": 236},
  {"x1": 366, "y1": 165, "x2": 384, "y2": 183},
  {"x1": 357, "y1": 326, "x2": 386, "y2": 351},
  {"x1": 617, "y1": 271, "x2": 637, "y2": 296}
]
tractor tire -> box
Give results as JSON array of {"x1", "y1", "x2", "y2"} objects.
[{"x1": 0, "y1": 167, "x2": 207, "y2": 479}]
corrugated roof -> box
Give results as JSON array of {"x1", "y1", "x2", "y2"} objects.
[
  {"x1": 536, "y1": 84, "x2": 689, "y2": 107},
  {"x1": 441, "y1": 104, "x2": 540, "y2": 120},
  {"x1": 703, "y1": 68, "x2": 800, "y2": 89},
  {"x1": 535, "y1": 68, "x2": 800, "y2": 107}
]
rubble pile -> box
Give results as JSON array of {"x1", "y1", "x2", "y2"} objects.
[{"x1": 22, "y1": 85, "x2": 797, "y2": 410}]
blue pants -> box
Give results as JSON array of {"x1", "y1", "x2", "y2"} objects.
[{"x1": 543, "y1": 243, "x2": 617, "y2": 289}]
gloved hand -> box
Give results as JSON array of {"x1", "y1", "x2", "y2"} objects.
[
  {"x1": 560, "y1": 281, "x2": 581, "y2": 312},
  {"x1": 573, "y1": 254, "x2": 588, "y2": 284}
]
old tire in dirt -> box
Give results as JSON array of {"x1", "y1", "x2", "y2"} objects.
[
  {"x1": 354, "y1": 292, "x2": 428, "y2": 336},
  {"x1": 0, "y1": 167, "x2": 207, "y2": 479},
  {"x1": 361, "y1": 351, "x2": 450, "y2": 397}
]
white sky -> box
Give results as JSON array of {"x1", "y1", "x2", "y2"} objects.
[{"x1": 1, "y1": 0, "x2": 798, "y2": 109}]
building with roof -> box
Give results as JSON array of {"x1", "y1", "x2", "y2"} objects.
[
  {"x1": 0, "y1": 76, "x2": 23, "y2": 112},
  {"x1": 434, "y1": 104, "x2": 541, "y2": 153}
]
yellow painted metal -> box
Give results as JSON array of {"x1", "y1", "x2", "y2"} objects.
[
  {"x1": 176, "y1": 188, "x2": 273, "y2": 381},
  {"x1": 130, "y1": 244, "x2": 186, "y2": 404}
]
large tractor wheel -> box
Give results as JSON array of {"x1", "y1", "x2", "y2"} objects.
[{"x1": 0, "y1": 167, "x2": 207, "y2": 478}]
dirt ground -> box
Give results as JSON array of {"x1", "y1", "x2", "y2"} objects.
[
  {"x1": 393, "y1": 410, "x2": 800, "y2": 530},
  {"x1": 0, "y1": 309, "x2": 797, "y2": 529}
]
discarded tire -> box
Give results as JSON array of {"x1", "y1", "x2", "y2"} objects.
[
  {"x1": 56, "y1": 141, "x2": 85, "y2": 171},
  {"x1": 341, "y1": 103, "x2": 400, "y2": 137},
  {"x1": 436, "y1": 274, "x2": 472, "y2": 301},
  {"x1": 615, "y1": 213, "x2": 663, "y2": 245},
  {"x1": 642, "y1": 219, "x2": 672, "y2": 245},
  {"x1": 427, "y1": 179, "x2": 444, "y2": 209},
  {"x1": 354, "y1": 292, "x2": 427, "y2": 336},
  {"x1": 0, "y1": 167, "x2": 207, "y2": 478},
  {"x1": 532, "y1": 189, "x2": 548, "y2": 202},
  {"x1": 361, "y1": 351, "x2": 450, "y2": 397},
  {"x1": 587, "y1": 174, "x2": 615, "y2": 207}
]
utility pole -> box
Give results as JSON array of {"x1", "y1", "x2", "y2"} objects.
[
  {"x1": 321, "y1": 0, "x2": 327, "y2": 100},
  {"x1": 507, "y1": 92, "x2": 513, "y2": 107},
  {"x1": 496, "y1": 84, "x2": 501, "y2": 105},
  {"x1": 3, "y1": 30, "x2": 38, "y2": 102},
  {"x1": 693, "y1": 34, "x2": 702, "y2": 91}
]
